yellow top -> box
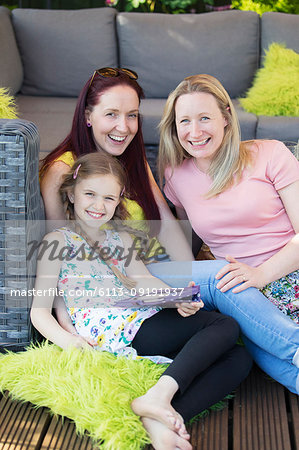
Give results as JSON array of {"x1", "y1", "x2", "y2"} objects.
[
  {"x1": 55, "y1": 151, "x2": 75, "y2": 167},
  {"x1": 54, "y1": 151, "x2": 163, "y2": 260}
]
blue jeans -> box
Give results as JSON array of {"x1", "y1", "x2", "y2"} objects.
[{"x1": 147, "y1": 259, "x2": 299, "y2": 394}]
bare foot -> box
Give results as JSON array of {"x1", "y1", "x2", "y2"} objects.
[
  {"x1": 131, "y1": 393, "x2": 189, "y2": 437},
  {"x1": 142, "y1": 417, "x2": 192, "y2": 450}
]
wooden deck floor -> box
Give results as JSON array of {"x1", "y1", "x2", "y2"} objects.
[{"x1": 0, "y1": 365, "x2": 298, "y2": 450}]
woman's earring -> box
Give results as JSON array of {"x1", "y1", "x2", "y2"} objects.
[{"x1": 87, "y1": 122, "x2": 92, "y2": 127}]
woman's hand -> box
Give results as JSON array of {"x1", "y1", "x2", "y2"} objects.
[
  {"x1": 215, "y1": 255, "x2": 267, "y2": 293},
  {"x1": 176, "y1": 281, "x2": 204, "y2": 317}
]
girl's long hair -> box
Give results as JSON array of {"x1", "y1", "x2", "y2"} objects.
[
  {"x1": 41, "y1": 69, "x2": 160, "y2": 230},
  {"x1": 158, "y1": 74, "x2": 252, "y2": 198}
]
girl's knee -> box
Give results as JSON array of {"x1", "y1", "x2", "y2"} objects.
[
  {"x1": 232, "y1": 345, "x2": 253, "y2": 377},
  {"x1": 218, "y1": 314, "x2": 240, "y2": 342}
]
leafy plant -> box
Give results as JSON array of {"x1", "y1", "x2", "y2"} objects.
[
  {"x1": 106, "y1": 0, "x2": 212, "y2": 13},
  {"x1": 231, "y1": 0, "x2": 299, "y2": 15}
]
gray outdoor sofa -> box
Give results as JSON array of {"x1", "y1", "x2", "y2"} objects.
[
  {"x1": 0, "y1": 7, "x2": 298, "y2": 349},
  {"x1": 1, "y1": 6, "x2": 299, "y2": 157}
]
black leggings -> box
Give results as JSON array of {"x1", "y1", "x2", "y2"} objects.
[{"x1": 132, "y1": 309, "x2": 252, "y2": 421}]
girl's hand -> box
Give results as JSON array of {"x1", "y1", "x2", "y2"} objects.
[
  {"x1": 177, "y1": 301, "x2": 204, "y2": 317},
  {"x1": 66, "y1": 333, "x2": 98, "y2": 350},
  {"x1": 177, "y1": 281, "x2": 204, "y2": 317},
  {"x1": 215, "y1": 255, "x2": 267, "y2": 293}
]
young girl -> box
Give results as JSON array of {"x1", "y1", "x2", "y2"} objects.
[
  {"x1": 31, "y1": 152, "x2": 251, "y2": 450},
  {"x1": 158, "y1": 73, "x2": 299, "y2": 394}
]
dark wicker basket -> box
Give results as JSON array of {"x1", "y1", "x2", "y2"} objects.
[{"x1": 0, "y1": 119, "x2": 45, "y2": 351}]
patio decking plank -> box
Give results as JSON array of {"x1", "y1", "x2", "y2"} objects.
[
  {"x1": 233, "y1": 366, "x2": 292, "y2": 450},
  {"x1": 0, "y1": 392, "x2": 50, "y2": 450},
  {"x1": 40, "y1": 416, "x2": 96, "y2": 450},
  {"x1": 189, "y1": 406, "x2": 229, "y2": 450},
  {"x1": 289, "y1": 391, "x2": 299, "y2": 449}
]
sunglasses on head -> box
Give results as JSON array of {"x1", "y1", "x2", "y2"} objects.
[{"x1": 88, "y1": 67, "x2": 138, "y2": 89}]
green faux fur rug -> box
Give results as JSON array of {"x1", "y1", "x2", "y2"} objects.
[
  {"x1": 0, "y1": 87, "x2": 17, "y2": 119},
  {"x1": 0, "y1": 342, "x2": 228, "y2": 449}
]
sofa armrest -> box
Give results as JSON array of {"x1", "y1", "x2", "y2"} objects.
[{"x1": 0, "y1": 119, "x2": 44, "y2": 350}]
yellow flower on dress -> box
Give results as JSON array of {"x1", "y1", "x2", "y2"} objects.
[
  {"x1": 97, "y1": 334, "x2": 105, "y2": 347},
  {"x1": 71, "y1": 234, "x2": 83, "y2": 241},
  {"x1": 127, "y1": 311, "x2": 137, "y2": 322},
  {"x1": 114, "y1": 322, "x2": 125, "y2": 336}
]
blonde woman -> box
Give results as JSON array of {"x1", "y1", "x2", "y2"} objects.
[{"x1": 158, "y1": 74, "x2": 299, "y2": 394}]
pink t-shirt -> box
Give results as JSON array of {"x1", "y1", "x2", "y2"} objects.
[{"x1": 164, "y1": 140, "x2": 299, "y2": 267}]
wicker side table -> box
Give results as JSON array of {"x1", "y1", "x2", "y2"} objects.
[{"x1": 0, "y1": 119, "x2": 45, "y2": 351}]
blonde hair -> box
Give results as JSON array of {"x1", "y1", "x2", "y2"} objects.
[
  {"x1": 158, "y1": 74, "x2": 252, "y2": 197},
  {"x1": 59, "y1": 152, "x2": 136, "y2": 289}
]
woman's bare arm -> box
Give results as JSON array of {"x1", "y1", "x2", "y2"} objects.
[
  {"x1": 147, "y1": 164, "x2": 194, "y2": 261},
  {"x1": 40, "y1": 161, "x2": 70, "y2": 221}
]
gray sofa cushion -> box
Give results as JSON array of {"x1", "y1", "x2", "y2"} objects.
[
  {"x1": 256, "y1": 116, "x2": 299, "y2": 142},
  {"x1": 12, "y1": 8, "x2": 117, "y2": 97},
  {"x1": 140, "y1": 99, "x2": 165, "y2": 145},
  {"x1": 261, "y1": 12, "x2": 299, "y2": 56},
  {"x1": 17, "y1": 95, "x2": 77, "y2": 155},
  {"x1": 0, "y1": 7, "x2": 23, "y2": 95},
  {"x1": 232, "y1": 100, "x2": 257, "y2": 141},
  {"x1": 117, "y1": 10, "x2": 260, "y2": 99}
]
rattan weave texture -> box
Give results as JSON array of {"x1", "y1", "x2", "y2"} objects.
[{"x1": 0, "y1": 119, "x2": 44, "y2": 350}]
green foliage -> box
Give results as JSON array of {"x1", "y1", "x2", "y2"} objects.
[
  {"x1": 1, "y1": 4, "x2": 18, "y2": 10},
  {"x1": 232, "y1": 0, "x2": 299, "y2": 15},
  {"x1": 122, "y1": 0, "x2": 196, "y2": 13}
]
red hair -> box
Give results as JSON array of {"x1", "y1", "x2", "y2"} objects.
[{"x1": 40, "y1": 71, "x2": 161, "y2": 232}]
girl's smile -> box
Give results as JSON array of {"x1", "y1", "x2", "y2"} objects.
[{"x1": 86, "y1": 210, "x2": 105, "y2": 219}]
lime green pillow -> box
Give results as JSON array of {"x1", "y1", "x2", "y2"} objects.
[
  {"x1": 0, "y1": 87, "x2": 17, "y2": 119},
  {"x1": 239, "y1": 43, "x2": 299, "y2": 116}
]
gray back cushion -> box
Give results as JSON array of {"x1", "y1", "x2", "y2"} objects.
[
  {"x1": 0, "y1": 7, "x2": 23, "y2": 95},
  {"x1": 12, "y1": 8, "x2": 117, "y2": 97},
  {"x1": 261, "y1": 12, "x2": 299, "y2": 55},
  {"x1": 117, "y1": 10, "x2": 260, "y2": 99}
]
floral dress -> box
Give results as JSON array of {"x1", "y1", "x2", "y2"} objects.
[
  {"x1": 261, "y1": 270, "x2": 299, "y2": 324},
  {"x1": 56, "y1": 227, "x2": 170, "y2": 362}
]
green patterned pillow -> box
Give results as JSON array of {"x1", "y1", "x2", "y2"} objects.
[{"x1": 239, "y1": 43, "x2": 299, "y2": 116}]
